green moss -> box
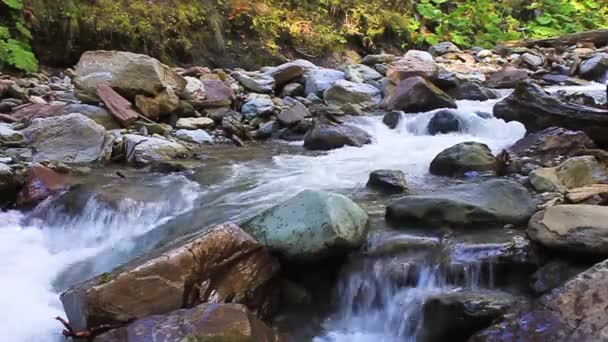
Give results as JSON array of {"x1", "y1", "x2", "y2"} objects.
[{"x1": 98, "y1": 272, "x2": 113, "y2": 284}]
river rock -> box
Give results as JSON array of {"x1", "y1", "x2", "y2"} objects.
[
  {"x1": 16, "y1": 164, "x2": 68, "y2": 207},
  {"x1": 529, "y1": 156, "x2": 608, "y2": 193},
  {"x1": 430, "y1": 142, "x2": 496, "y2": 177},
  {"x1": 73, "y1": 50, "x2": 186, "y2": 99},
  {"x1": 277, "y1": 101, "x2": 308, "y2": 126},
  {"x1": 54, "y1": 104, "x2": 120, "y2": 130},
  {"x1": 181, "y1": 76, "x2": 206, "y2": 103},
  {"x1": 366, "y1": 170, "x2": 408, "y2": 194},
  {"x1": 383, "y1": 76, "x2": 456, "y2": 112},
  {"x1": 386, "y1": 50, "x2": 439, "y2": 84},
  {"x1": 0, "y1": 123, "x2": 23, "y2": 141},
  {"x1": 530, "y1": 260, "x2": 584, "y2": 295},
  {"x1": 264, "y1": 59, "x2": 316, "y2": 87},
  {"x1": 386, "y1": 179, "x2": 536, "y2": 227},
  {"x1": 303, "y1": 120, "x2": 372, "y2": 151},
  {"x1": 345, "y1": 64, "x2": 382, "y2": 82},
  {"x1": 508, "y1": 127, "x2": 596, "y2": 167},
  {"x1": 429, "y1": 42, "x2": 461, "y2": 56},
  {"x1": 175, "y1": 129, "x2": 214, "y2": 145},
  {"x1": 279, "y1": 83, "x2": 304, "y2": 98},
  {"x1": 243, "y1": 190, "x2": 368, "y2": 260},
  {"x1": 24, "y1": 113, "x2": 108, "y2": 164},
  {"x1": 382, "y1": 111, "x2": 402, "y2": 129},
  {"x1": 427, "y1": 109, "x2": 462, "y2": 135},
  {"x1": 578, "y1": 53, "x2": 608, "y2": 81},
  {"x1": 494, "y1": 81, "x2": 608, "y2": 146},
  {"x1": 200, "y1": 80, "x2": 234, "y2": 107},
  {"x1": 134, "y1": 87, "x2": 180, "y2": 120},
  {"x1": 418, "y1": 291, "x2": 517, "y2": 342},
  {"x1": 305, "y1": 69, "x2": 346, "y2": 96},
  {"x1": 123, "y1": 134, "x2": 187, "y2": 164},
  {"x1": 241, "y1": 94, "x2": 275, "y2": 120},
  {"x1": 175, "y1": 117, "x2": 215, "y2": 130},
  {"x1": 470, "y1": 258, "x2": 608, "y2": 341},
  {"x1": 234, "y1": 72, "x2": 275, "y2": 94},
  {"x1": 60, "y1": 223, "x2": 279, "y2": 331},
  {"x1": 522, "y1": 53, "x2": 544, "y2": 68},
  {"x1": 448, "y1": 82, "x2": 498, "y2": 101},
  {"x1": 528, "y1": 205, "x2": 608, "y2": 255},
  {"x1": 486, "y1": 67, "x2": 529, "y2": 88},
  {"x1": 96, "y1": 303, "x2": 285, "y2": 342},
  {"x1": 362, "y1": 54, "x2": 396, "y2": 65},
  {"x1": 0, "y1": 163, "x2": 22, "y2": 205},
  {"x1": 323, "y1": 80, "x2": 381, "y2": 110}
]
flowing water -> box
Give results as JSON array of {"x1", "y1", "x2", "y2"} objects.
[{"x1": 0, "y1": 84, "x2": 605, "y2": 342}]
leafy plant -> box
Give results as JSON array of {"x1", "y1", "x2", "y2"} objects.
[{"x1": 0, "y1": 0, "x2": 38, "y2": 72}]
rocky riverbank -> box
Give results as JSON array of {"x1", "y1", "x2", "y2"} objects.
[{"x1": 1, "y1": 38, "x2": 608, "y2": 342}]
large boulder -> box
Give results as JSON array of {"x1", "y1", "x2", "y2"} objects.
[
  {"x1": 60, "y1": 223, "x2": 279, "y2": 331},
  {"x1": 469, "y1": 258, "x2": 608, "y2": 341},
  {"x1": 430, "y1": 142, "x2": 497, "y2": 177},
  {"x1": 96, "y1": 303, "x2": 285, "y2": 342},
  {"x1": 529, "y1": 156, "x2": 608, "y2": 193},
  {"x1": 305, "y1": 68, "x2": 346, "y2": 96},
  {"x1": 383, "y1": 76, "x2": 457, "y2": 112},
  {"x1": 528, "y1": 205, "x2": 608, "y2": 255},
  {"x1": 578, "y1": 53, "x2": 608, "y2": 81},
  {"x1": 448, "y1": 82, "x2": 498, "y2": 101},
  {"x1": 344, "y1": 64, "x2": 383, "y2": 82},
  {"x1": 123, "y1": 134, "x2": 187, "y2": 164},
  {"x1": 134, "y1": 87, "x2": 180, "y2": 120},
  {"x1": 386, "y1": 50, "x2": 439, "y2": 84},
  {"x1": 494, "y1": 81, "x2": 608, "y2": 146},
  {"x1": 508, "y1": 127, "x2": 596, "y2": 167},
  {"x1": 243, "y1": 190, "x2": 369, "y2": 260},
  {"x1": 323, "y1": 80, "x2": 381, "y2": 110},
  {"x1": 304, "y1": 120, "x2": 372, "y2": 151},
  {"x1": 386, "y1": 179, "x2": 536, "y2": 227},
  {"x1": 427, "y1": 109, "x2": 462, "y2": 135},
  {"x1": 24, "y1": 113, "x2": 108, "y2": 164},
  {"x1": 54, "y1": 104, "x2": 120, "y2": 130},
  {"x1": 73, "y1": 50, "x2": 186, "y2": 99}
]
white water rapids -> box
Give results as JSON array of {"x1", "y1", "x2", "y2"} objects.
[{"x1": 0, "y1": 84, "x2": 605, "y2": 342}]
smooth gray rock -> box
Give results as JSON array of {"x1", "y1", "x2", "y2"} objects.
[
  {"x1": 233, "y1": 72, "x2": 275, "y2": 94},
  {"x1": 305, "y1": 69, "x2": 346, "y2": 96},
  {"x1": 304, "y1": 120, "x2": 372, "y2": 151},
  {"x1": 243, "y1": 190, "x2": 369, "y2": 260},
  {"x1": 323, "y1": 80, "x2": 381, "y2": 110},
  {"x1": 429, "y1": 142, "x2": 496, "y2": 177},
  {"x1": 124, "y1": 134, "x2": 187, "y2": 164},
  {"x1": 367, "y1": 170, "x2": 408, "y2": 193},
  {"x1": 241, "y1": 94, "x2": 275, "y2": 120},
  {"x1": 429, "y1": 42, "x2": 461, "y2": 56},
  {"x1": 175, "y1": 129, "x2": 214, "y2": 145},
  {"x1": 386, "y1": 179, "x2": 536, "y2": 227},
  {"x1": 24, "y1": 113, "x2": 107, "y2": 164}
]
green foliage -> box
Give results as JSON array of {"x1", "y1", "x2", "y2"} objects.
[
  {"x1": 19, "y1": 0, "x2": 608, "y2": 66},
  {"x1": 0, "y1": 0, "x2": 37, "y2": 72}
]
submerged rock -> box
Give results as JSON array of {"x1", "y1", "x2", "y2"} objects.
[
  {"x1": 366, "y1": 169, "x2": 408, "y2": 194},
  {"x1": 528, "y1": 205, "x2": 608, "y2": 255},
  {"x1": 430, "y1": 142, "x2": 496, "y2": 177},
  {"x1": 494, "y1": 81, "x2": 608, "y2": 146},
  {"x1": 243, "y1": 190, "x2": 369, "y2": 260},
  {"x1": 24, "y1": 113, "x2": 108, "y2": 164},
  {"x1": 303, "y1": 120, "x2": 372, "y2": 151},
  {"x1": 427, "y1": 109, "x2": 462, "y2": 135},
  {"x1": 382, "y1": 111, "x2": 402, "y2": 129},
  {"x1": 383, "y1": 76, "x2": 457, "y2": 112},
  {"x1": 73, "y1": 50, "x2": 186, "y2": 99},
  {"x1": 96, "y1": 303, "x2": 285, "y2": 342},
  {"x1": 60, "y1": 223, "x2": 279, "y2": 331},
  {"x1": 386, "y1": 179, "x2": 536, "y2": 227}
]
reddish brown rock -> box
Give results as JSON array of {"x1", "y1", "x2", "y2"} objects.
[
  {"x1": 60, "y1": 223, "x2": 279, "y2": 331},
  {"x1": 96, "y1": 303, "x2": 286, "y2": 342},
  {"x1": 10, "y1": 103, "x2": 66, "y2": 123},
  {"x1": 16, "y1": 164, "x2": 68, "y2": 207},
  {"x1": 486, "y1": 67, "x2": 529, "y2": 88},
  {"x1": 201, "y1": 80, "x2": 235, "y2": 107},
  {"x1": 382, "y1": 76, "x2": 457, "y2": 112},
  {"x1": 96, "y1": 83, "x2": 138, "y2": 127}
]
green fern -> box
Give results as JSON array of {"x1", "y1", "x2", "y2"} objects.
[
  {"x1": 1, "y1": 0, "x2": 22, "y2": 10},
  {"x1": 0, "y1": 0, "x2": 38, "y2": 72}
]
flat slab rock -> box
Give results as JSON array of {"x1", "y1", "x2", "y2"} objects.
[{"x1": 60, "y1": 223, "x2": 279, "y2": 331}]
